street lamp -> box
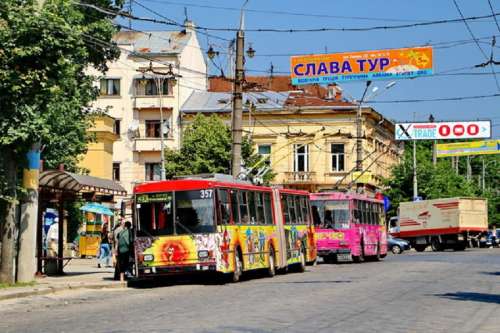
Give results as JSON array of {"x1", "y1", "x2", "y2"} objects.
[
  {"x1": 137, "y1": 62, "x2": 181, "y2": 180},
  {"x1": 206, "y1": 45, "x2": 219, "y2": 60},
  {"x1": 246, "y1": 44, "x2": 256, "y2": 58},
  {"x1": 355, "y1": 80, "x2": 397, "y2": 172}
]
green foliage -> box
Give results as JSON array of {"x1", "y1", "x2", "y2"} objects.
[
  {"x1": 165, "y1": 114, "x2": 275, "y2": 183},
  {"x1": 384, "y1": 141, "x2": 499, "y2": 226},
  {"x1": 0, "y1": 0, "x2": 123, "y2": 201}
]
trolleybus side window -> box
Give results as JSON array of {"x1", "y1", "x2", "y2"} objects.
[
  {"x1": 239, "y1": 191, "x2": 250, "y2": 224},
  {"x1": 230, "y1": 190, "x2": 240, "y2": 224},
  {"x1": 248, "y1": 191, "x2": 257, "y2": 224},
  {"x1": 353, "y1": 200, "x2": 361, "y2": 224},
  {"x1": 255, "y1": 192, "x2": 265, "y2": 225},
  {"x1": 287, "y1": 195, "x2": 297, "y2": 224},
  {"x1": 300, "y1": 196, "x2": 309, "y2": 225},
  {"x1": 217, "y1": 189, "x2": 231, "y2": 225},
  {"x1": 282, "y1": 195, "x2": 290, "y2": 224},
  {"x1": 263, "y1": 192, "x2": 273, "y2": 225}
]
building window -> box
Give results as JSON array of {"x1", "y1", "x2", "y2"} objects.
[
  {"x1": 293, "y1": 144, "x2": 309, "y2": 172},
  {"x1": 145, "y1": 163, "x2": 161, "y2": 181},
  {"x1": 258, "y1": 144, "x2": 271, "y2": 165},
  {"x1": 112, "y1": 163, "x2": 120, "y2": 181},
  {"x1": 145, "y1": 120, "x2": 170, "y2": 138},
  {"x1": 135, "y1": 79, "x2": 170, "y2": 96},
  {"x1": 113, "y1": 119, "x2": 121, "y2": 136},
  {"x1": 331, "y1": 144, "x2": 345, "y2": 172},
  {"x1": 100, "y1": 79, "x2": 120, "y2": 96}
]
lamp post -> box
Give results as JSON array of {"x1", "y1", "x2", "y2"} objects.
[
  {"x1": 138, "y1": 62, "x2": 180, "y2": 180},
  {"x1": 429, "y1": 114, "x2": 437, "y2": 166}
]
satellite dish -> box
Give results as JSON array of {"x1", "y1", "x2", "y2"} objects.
[{"x1": 128, "y1": 121, "x2": 140, "y2": 138}]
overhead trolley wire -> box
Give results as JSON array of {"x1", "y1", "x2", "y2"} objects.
[{"x1": 74, "y1": 2, "x2": 500, "y2": 34}]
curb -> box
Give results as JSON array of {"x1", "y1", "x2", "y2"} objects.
[{"x1": 0, "y1": 282, "x2": 127, "y2": 301}]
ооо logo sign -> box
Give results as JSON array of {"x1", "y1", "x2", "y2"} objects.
[{"x1": 395, "y1": 121, "x2": 491, "y2": 141}]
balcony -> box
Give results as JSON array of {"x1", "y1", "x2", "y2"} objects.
[
  {"x1": 284, "y1": 172, "x2": 317, "y2": 184},
  {"x1": 133, "y1": 95, "x2": 175, "y2": 110},
  {"x1": 133, "y1": 138, "x2": 163, "y2": 152}
]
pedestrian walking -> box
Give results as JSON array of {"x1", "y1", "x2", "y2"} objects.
[
  {"x1": 117, "y1": 221, "x2": 133, "y2": 282},
  {"x1": 112, "y1": 218, "x2": 124, "y2": 280},
  {"x1": 97, "y1": 224, "x2": 111, "y2": 268}
]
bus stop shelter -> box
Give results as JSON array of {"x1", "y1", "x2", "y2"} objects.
[{"x1": 37, "y1": 170, "x2": 127, "y2": 275}]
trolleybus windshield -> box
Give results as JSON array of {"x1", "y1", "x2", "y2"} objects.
[
  {"x1": 136, "y1": 190, "x2": 215, "y2": 236},
  {"x1": 311, "y1": 200, "x2": 350, "y2": 229}
]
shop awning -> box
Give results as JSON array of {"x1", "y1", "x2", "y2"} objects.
[
  {"x1": 80, "y1": 202, "x2": 114, "y2": 216},
  {"x1": 39, "y1": 170, "x2": 127, "y2": 196}
]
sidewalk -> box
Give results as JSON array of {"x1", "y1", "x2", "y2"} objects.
[{"x1": 0, "y1": 258, "x2": 126, "y2": 301}]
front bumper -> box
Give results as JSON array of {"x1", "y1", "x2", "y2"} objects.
[
  {"x1": 318, "y1": 248, "x2": 351, "y2": 256},
  {"x1": 138, "y1": 263, "x2": 217, "y2": 277}
]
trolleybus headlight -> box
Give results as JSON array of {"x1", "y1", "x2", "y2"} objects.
[
  {"x1": 198, "y1": 250, "x2": 209, "y2": 259},
  {"x1": 143, "y1": 254, "x2": 154, "y2": 262}
]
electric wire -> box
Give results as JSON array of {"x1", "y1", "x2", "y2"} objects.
[
  {"x1": 74, "y1": 2, "x2": 500, "y2": 34},
  {"x1": 487, "y1": 0, "x2": 500, "y2": 33}
]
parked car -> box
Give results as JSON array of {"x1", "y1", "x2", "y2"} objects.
[
  {"x1": 479, "y1": 232, "x2": 499, "y2": 248},
  {"x1": 387, "y1": 235, "x2": 411, "y2": 254}
]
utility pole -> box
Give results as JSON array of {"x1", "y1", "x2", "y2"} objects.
[
  {"x1": 356, "y1": 81, "x2": 372, "y2": 172},
  {"x1": 429, "y1": 114, "x2": 436, "y2": 166},
  {"x1": 231, "y1": 17, "x2": 245, "y2": 178},
  {"x1": 412, "y1": 113, "x2": 418, "y2": 200},
  {"x1": 482, "y1": 157, "x2": 486, "y2": 192},
  {"x1": 466, "y1": 156, "x2": 472, "y2": 181}
]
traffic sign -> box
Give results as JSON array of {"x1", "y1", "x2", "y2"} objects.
[
  {"x1": 395, "y1": 121, "x2": 491, "y2": 141},
  {"x1": 436, "y1": 139, "x2": 500, "y2": 157}
]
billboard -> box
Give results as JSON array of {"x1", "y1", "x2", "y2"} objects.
[
  {"x1": 290, "y1": 46, "x2": 433, "y2": 85},
  {"x1": 395, "y1": 121, "x2": 491, "y2": 141},
  {"x1": 437, "y1": 140, "x2": 500, "y2": 157}
]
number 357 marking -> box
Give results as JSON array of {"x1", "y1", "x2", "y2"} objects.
[{"x1": 200, "y1": 189, "x2": 213, "y2": 199}]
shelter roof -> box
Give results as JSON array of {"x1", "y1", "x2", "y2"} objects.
[{"x1": 39, "y1": 170, "x2": 127, "y2": 196}]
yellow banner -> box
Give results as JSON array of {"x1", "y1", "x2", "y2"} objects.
[
  {"x1": 437, "y1": 140, "x2": 500, "y2": 157},
  {"x1": 352, "y1": 171, "x2": 372, "y2": 184}
]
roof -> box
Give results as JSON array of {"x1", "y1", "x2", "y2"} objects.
[
  {"x1": 181, "y1": 91, "x2": 291, "y2": 113},
  {"x1": 208, "y1": 76, "x2": 331, "y2": 98},
  {"x1": 40, "y1": 170, "x2": 127, "y2": 196},
  {"x1": 113, "y1": 31, "x2": 191, "y2": 55}
]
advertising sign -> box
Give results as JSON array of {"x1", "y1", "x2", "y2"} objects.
[
  {"x1": 352, "y1": 171, "x2": 372, "y2": 184},
  {"x1": 290, "y1": 46, "x2": 433, "y2": 85},
  {"x1": 437, "y1": 140, "x2": 500, "y2": 157},
  {"x1": 395, "y1": 121, "x2": 491, "y2": 141}
]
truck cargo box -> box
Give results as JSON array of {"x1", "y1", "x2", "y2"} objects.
[{"x1": 393, "y1": 197, "x2": 488, "y2": 238}]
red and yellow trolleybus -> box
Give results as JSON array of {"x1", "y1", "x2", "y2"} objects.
[{"x1": 132, "y1": 174, "x2": 316, "y2": 282}]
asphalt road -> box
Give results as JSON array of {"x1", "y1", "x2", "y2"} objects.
[{"x1": 1, "y1": 248, "x2": 499, "y2": 333}]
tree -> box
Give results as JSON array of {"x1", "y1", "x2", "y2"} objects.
[
  {"x1": 0, "y1": 0, "x2": 122, "y2": 283},
  {"x1": 164, "y1": 114, "x2": 275, "y2": 183},
  {"x1": 384, "y1": 141, "x2": 499, "y2": 227}
]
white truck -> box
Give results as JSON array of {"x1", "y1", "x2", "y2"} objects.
[{"x1": 389, "y1": 197, "x2": 488, "y2": 252}]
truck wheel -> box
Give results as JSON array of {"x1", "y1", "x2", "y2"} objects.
[
  {"x1": 454, "y1": 243, "x2": 467, "y2": 251},
  {"x1": 431, "y1": 238, "x2": 442, "y2": 252},
  {"x1": 414, "y1": 245, "x2": 426, "y2": 252}
]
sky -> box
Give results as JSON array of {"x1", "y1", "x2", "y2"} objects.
[{"x1": 122, "y1": 0, "x2": 500, "y2": 138}]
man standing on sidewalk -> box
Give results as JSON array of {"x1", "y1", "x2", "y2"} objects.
[{"x1": 112, "y1": 218, "x2": 124, "y2": 280}]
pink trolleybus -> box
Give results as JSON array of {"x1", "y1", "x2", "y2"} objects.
[{"x1": 310, "y1": 192, "x2": 387, "y2": 263}]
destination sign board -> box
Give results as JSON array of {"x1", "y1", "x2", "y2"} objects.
[
  {"x1": 437, "y1": 140, "x2": 500, "y2": 157},
  {"x1": 290, "y1": 46, "x2": 433, "y2": 85},
  {"x1": 395, "y1": 121, "x2": 491, "y2": 141}
]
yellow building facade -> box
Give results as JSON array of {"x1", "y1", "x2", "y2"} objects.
[
  {"x1": 181, "y1": 91, "x2": 400, "y2": 193},
  {"x1": 79, "y1": 115, "x2": 118, "y2": 180}
]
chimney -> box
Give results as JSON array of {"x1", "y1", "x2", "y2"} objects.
[{"x1": 326, "y1": 84, "x2": 342, "y2": 101}]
